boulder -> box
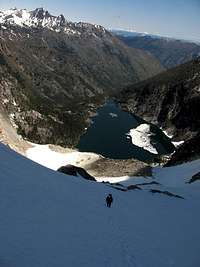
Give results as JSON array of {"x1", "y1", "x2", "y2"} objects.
[{"x1": 57, "y1": 164, "x2": 96, "y2": 181}]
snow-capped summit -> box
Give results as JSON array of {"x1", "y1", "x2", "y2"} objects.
[
  {"x1": 0, "y1": 7, "x2": 67, "y2": 30},
  {"x1": 0, "y1": 8, "x2": 30, "y2": 26},
  {"x1": 29, "y1": 8, "x2": 66, "y2": 29},
  {"x1": 0, "y1": 7, "x2": 106, "y2": 36}
]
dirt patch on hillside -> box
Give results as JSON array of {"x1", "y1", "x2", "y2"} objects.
[
  {"x1": 0, "y1": 110, "x2": 31, "y2": 154},
  {"x1": 86, "y1": 158, "x2": 152, "y2": 177}
]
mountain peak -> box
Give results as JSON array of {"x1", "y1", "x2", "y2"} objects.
[
  {"x1": 0, "y1": 7, "x2": 107, "y2": 36},
  {"x1": 31, "y1": 7, "x2": 50, "y2": 18},
  {"x1": 0, "y1": 7, "x2": 66, "y2": 29}
]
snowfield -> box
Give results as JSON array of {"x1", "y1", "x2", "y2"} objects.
[
  {"x1": 0, "y1": 142, "x2": 200, "y2": 267},
  {"x1": 26, "y1": 143, "x2": 101, "y2": 170},
  {"x1": 128, "y1": 123, "x2": 158, "y2": 154}
]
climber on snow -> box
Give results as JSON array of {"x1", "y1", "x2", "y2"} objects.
[{"x1": 106, "y1": 194, "x2": 113, "y2": 208}]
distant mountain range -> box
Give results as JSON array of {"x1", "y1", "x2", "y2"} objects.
[
  {"x1": 111, "y1": 29, "x2": 169, "y2": 39},
  {"x1": 111, "y1": 29, "x2": 200, "y2": 43},
  {"x1": 112, "y1": 29, "x2": 200, "y2": 69},
  {"x1": 0, "y1": 8, "x2": 163, "y2": 147}
]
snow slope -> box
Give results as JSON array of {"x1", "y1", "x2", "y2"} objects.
[{"x1": 0, "y1": 142, "x2": 200, "y2": 267}]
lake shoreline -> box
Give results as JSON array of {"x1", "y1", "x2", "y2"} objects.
[{"x1": 77, "y1": 100, "x2": 174, "y2": 162}]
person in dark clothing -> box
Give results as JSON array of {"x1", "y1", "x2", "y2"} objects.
[{"x1": 106, "y1": 194, "x2": 113, "y2": 208}]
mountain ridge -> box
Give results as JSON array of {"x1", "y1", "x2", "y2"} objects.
[
  {"x1": 111, "y1": 29, "x2": 200, "y2": 44},
  {"x1": 0, "y1": 7, "x2": 107, "y2": 36},
  {"x1": 113, "y1": 30, "x2": 200, "y2": 69}
]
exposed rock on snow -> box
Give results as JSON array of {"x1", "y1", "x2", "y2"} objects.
[
  {"x1": 150, "y1": 189, "x2": 184, "y2": 199},
  {"x1": 153, "y1": 159, "x2": 200, "y2": 188},
  {"x1": 57, "y1": 164, "x2": 96, "y2": 181},
  {"x1": 127, "y1": 123, "x2": 158, "y2": 154},
  {"x1": 96, "y1": 159, "x2": 200, "y2": 195},
  {"x1": 188, "y1": 172, "x2": 200, "y2": 184}
]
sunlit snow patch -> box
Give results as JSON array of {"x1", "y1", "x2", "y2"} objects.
[
  {"x1": 161, "y1": 128, "x2": 184, "y2": 148},
  {"x1": 127, "y1": 124, "x2": 158, "y2": 154},
  {"x1": 161, "y1": 129, "x2": 173, "y2": 139},
  {"x1": 95, "y1": 175, "x2": 151, "y2": 186},
  {"x1": 172, "y1": 140, "x2": 184, "y2": 148},
  {"x1": 26, "y1": 143, "x2": 101, "y2": 171}
]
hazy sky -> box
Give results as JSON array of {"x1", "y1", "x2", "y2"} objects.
[{"x1": 0, "y1": 0, "x2": 199, "y2": 41}]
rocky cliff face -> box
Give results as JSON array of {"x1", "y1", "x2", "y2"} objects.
[
  {"x1": 165, "y1": 133, "x2": 200, "y2": 166},
  {"x1": 0, "y1": 8, "x2": 163, "y2": 147},
  {"x1": 118, "y1": 57, "x2": 200, "y2": 142}
]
